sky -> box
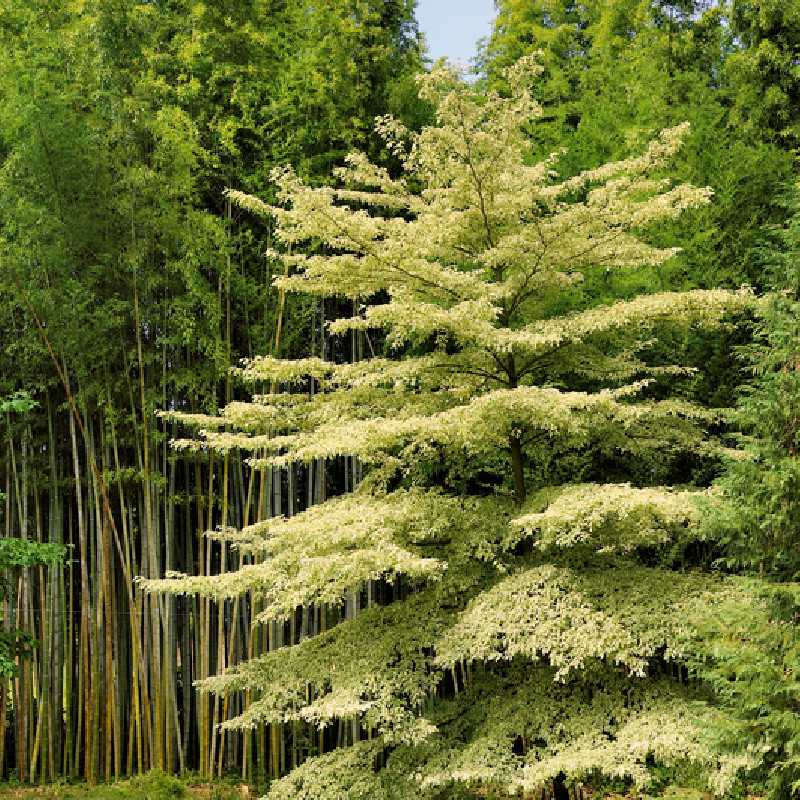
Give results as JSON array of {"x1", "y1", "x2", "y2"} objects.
[{"x1": 416, "y1": 0, "x2": 497, "y2": 69}]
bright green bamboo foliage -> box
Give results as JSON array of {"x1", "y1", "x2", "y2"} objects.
[
  {"x1": 483, "y1": 0, "x2": 794, "y2": 291},
  {"x1": 696, "y1": 198, "x2": 800, "y2": 797},
  {"x1": 0, "y1": 0, "x2": 424, "y2": 781},
  {"x1": 147, "y1": 62, "x2": 776, "y2": 798},
  {"x1": 726, "y1": 0, "x2": 800, "y2": 150}
]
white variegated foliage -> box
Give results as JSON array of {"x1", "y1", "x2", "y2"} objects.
[{"x1": 145, "y1": 59, "x2": 765, "y2": 798}]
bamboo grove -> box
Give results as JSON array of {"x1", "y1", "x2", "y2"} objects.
[
  {"x1": 0, "y1": 0, "x2": 423, "y2": 783},
  {"x1": 3, "y1": 1, "x2": 800, "y2": 797}
]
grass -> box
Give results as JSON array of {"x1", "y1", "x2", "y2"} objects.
[{"x1": 0, "y1": 771, "x2": 251, "y2": 800}]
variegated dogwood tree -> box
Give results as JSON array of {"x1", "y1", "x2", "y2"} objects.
[{"x1": 146, "y1": 58, "x2": 772, "y2": 799}]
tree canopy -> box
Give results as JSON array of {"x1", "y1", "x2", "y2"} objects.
[{"x1": 146, "y1": 60, "x2": 788, "y2": 799}]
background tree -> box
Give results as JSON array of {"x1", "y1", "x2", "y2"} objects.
[
  {"x1": 694, "y1": 197, "x2": 800, "y2": 799},
  {"x1": 482, "y1": 0, "x2": 794, "y2": 289},
  {"x1": 0, "y1": 0, "x2": 424, "y2": 781},
  {"x1": 726, "y1": 0, "x2": 800, "y2": 150}
]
